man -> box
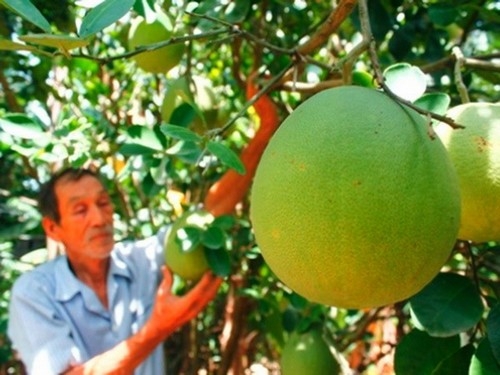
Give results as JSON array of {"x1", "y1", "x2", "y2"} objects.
[{"x1": 8, "y1": 167, "x2": 221, "y2": 374}]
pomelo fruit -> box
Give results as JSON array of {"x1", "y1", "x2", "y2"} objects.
[
  {"x1": 281, "y1": 327, "x2": 340, "y2": 375},
  {"x1": 161, "y1": 76, "x2": 219, "y2": 133},
  {"x1": 164, "y1": 210, "x2": 213, "y2": 281},
  {"x1": 128, "y1": 16, "x2": 184, "y2": 74},
  {"x1": 434, "y1": 102, "x2": 500, "y2": 243},
  {"x1": 250, "y1": 85, "x2": 461, "y2": 309}
]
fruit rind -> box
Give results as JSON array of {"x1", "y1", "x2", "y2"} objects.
[
  {"x1": 281, "y1": 328, "x2": 340, "y2": 375},
  {"x1": 164, "y1": 210, "x2": 213, "y2": 281},
  {"x1": 250, "y1": 86, "x2": 461, "y2": 309},
  {"x1": 435, "y1": 102, "x2": 500, "y2": 243}
]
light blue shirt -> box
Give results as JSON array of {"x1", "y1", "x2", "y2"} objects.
[{"x1": 8, "y1": 228, "x2": 168, "y2": 375}]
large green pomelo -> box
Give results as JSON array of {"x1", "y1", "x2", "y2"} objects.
[
  {"x1": 250, "y1": 85, "x2": 461, "y2": 309},
  {"x1": 128, "y1": 17, "x2": 184, "y2": 74},
  {"x1": 164, "y1": 210, "x2": 213, "y2": 281},
  {"x1": 281, "y1": 328, "x2": 340, "y2": 375},
  {"x1": 434, "y1": 102, "x2": 500, "y2": 243}
]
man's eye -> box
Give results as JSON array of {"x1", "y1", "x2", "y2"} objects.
[
  {"x1": 98, "y1": 199, "x2": 111, "y2": 207},
  {"x1": 74, "y1": 207, "x2": 87, "y2": 214}
]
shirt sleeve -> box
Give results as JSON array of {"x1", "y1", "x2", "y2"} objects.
[{"x1": 8, "y1": 273, "x2": 83, "y2": 375}]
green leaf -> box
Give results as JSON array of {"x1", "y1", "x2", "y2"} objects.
[
  {"x1": 409, "y1": 272, "x2": 484, "y2": 337},
  {"x1": 0, "y1": 38, "x2": 50, "y2": 55},
  {"x1": 19, "y1": 34, "x2": 89, "y2": 50},
  {"x1": 160, "y1": 124, "x2": 201, "y2": 142},
  {"x1": 414, "y1": 93, "x2": 451, "y2": 117},
  {"x1": 133, "y1": 0, "x2": 156, "y2": 17},
  {"x1": 169, "y1": 103, "x2": 198, "y2": 128},
  {"x1": 149, "y1": 156, "x2": 169, "y2": 185},
  {"x1": 118, "y1": 143, "x2": 157, "y2": 156},
  {"x1": 175, "y1": 227, "x2": 202, "y2": 253},
  {"x1": 201, "y1": 226, "x2": 226, "y2": 249},
  {"x1": 469, "y1": 338, "x2": 500, "y2": 375},
  {"x1": 207, "y1": 141, "x2": 245, "y2": 175},
  {"x1": 1, "y1": 0, "x2": 51, "y2": 33},
  {"x1": 79, "y1": 0, "x2": 135, "y2": 38},
  {"x1": 165, "y1": 140, "x2": 202, "y2": 163},
  {"x1": 428, "y1": 4, "x2": 460, "y2": 27},
  {"x1": 0, "y1": 115, "x2": 48, "y2": 141},
  {"x1": 487, "y1": 304, "x2": 500, "y2": 364},
  {"x1": 223, "y1": 0, "x2": 250, "y2": 23},
  {"x1": 394, "y1": 329, "x2": 460, "y2": 375},
  {"x1": 384, "y1": 63, "x2": 427, "y2": 102},
  {"x1": 205, "y1": 248, "x2": 231, "y2": 277},
  {"x1": 212, "y1": 215, "x2": 236, "y2": 230},
  {"x1": 432, "y1": 344, "x2": 474, "y2": 375},
  {"x1": 122, "y1": 125, "x2": 164, "y2": 152},
  {"x1": 352, "y1": 70, "x2": 376, "y2": 88}
]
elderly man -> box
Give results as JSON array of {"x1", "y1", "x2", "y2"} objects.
[{"x1": 8, "y1": 168, "x2": 221, "y2": 374}]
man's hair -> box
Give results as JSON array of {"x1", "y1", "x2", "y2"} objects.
[{"x1": 38, "y1": 167, "x2": 102, "y2": 223}]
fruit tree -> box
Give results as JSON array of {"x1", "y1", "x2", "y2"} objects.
[{"x1": 1, "y1": 0, "x2": 499, "y2": 374}]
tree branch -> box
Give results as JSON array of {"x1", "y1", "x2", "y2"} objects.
[
  {"x1": 357, "y1": 0, "x2": 463, "y2": 130},
  {"x1": 296, "y1": 0, "x2": 358, "y2": 56}
]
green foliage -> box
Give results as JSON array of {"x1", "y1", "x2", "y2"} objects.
[{"x1": 0, "y1": 0, "x2": 499, "y2": 373}]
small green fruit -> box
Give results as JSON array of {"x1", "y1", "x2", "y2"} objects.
[
  {"x1": 281, "y1": 328, "x2": 340, "y2": 375},
  {"x1": 128, "y1": 16, "x2": 184, "y2": 74},
  {"x1": 164, "y1": 210, "x2": 213, "y2": 281}
]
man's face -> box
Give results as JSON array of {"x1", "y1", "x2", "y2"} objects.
[{"x1": 44, "y1": 174, "x2": 115, "y2": 260}]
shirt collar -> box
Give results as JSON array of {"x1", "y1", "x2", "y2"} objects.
[{"x1": 54, "y1": 250, "x2": 132, "y2": 302}]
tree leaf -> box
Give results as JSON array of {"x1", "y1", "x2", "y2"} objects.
[
  {"x1": 0, "y1": 114, "x2": 47, "y2": 140},
  {"x1": 394, "y1": 329, "x2": 460, "y2": 375},
  {"x1": 414, "y1": 93, "x2": 451, "y2": 116},
  {"x1": 212, "y1": 215, "x2": 236, "y2": 230},
  {"x1": 19, "y1": 34, "x2": 89, "y2": 50},
  {"x1": 169, "y1": 103, "x2": 198, "y2": 128},
  {"x1": 0, "y1": 38, "x2": 50, "y2": 55},
  {"x1": 384, "y1": 62, "x2": 427, "y2": 102},
  {"x1": 223, "y1": 0, "x2": 250, "y2": 23},
  {"x1": 132, "y1": 0, "x2": 156, "y2": 18},
  {"x1": 206, "y1": 141, "x2": 245, "y2": 175},
  {"x1": 431, "y1": 344, "x2": 474, "y2": 375},
  {"x1": 486, "y1": 304, "x2": 500, "y2": 364},
  {"x1": 149, "y1": 156, "x2": 169, "y2": 185},
  {"x1": 79, "y1": 0, "x2": 135, "y2": 38},
  {"x1": 122, "y1": 125, "x2": 164, "y2": 152},
  {"x1": 160, "y1": 124, "x2": 201, "y2": 142},
  {"x1": 409, "y1": 272, "x2": 484, "y2": 337},
  {"x1": 205, "y1": 248, "x2": 231, "y2": 277},
  {"x1": 175, "y1": 227, "x2": 202, "y2": 253},
  {"x1": 427, "y1": 4, "x2": 460, "y2": 27},
  {"x1": 118, "y1": 143, "x2": 157, "y2": 156},
  {"x1": 469, "y1": 338, "x2": 500, "y2": 375},
  {"x1": 1, "y1": 0, "x2": 51, "y2": 33},
  {"x1": 201, "y1": 226, "x2": 226, "y2": 249}
]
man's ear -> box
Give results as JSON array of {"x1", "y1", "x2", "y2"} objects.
[{"x1": 41, "y1": 216, "x2": 62, "y2": 242}]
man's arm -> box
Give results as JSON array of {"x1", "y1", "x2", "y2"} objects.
[
  {"x1": 65, "y1": 267, "x2": 221, "y2": 374},
  {"x1": 28, "y1": 74, "x2": 278, "y2": 375}
]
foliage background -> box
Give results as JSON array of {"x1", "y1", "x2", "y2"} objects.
[{"x1": 1, "y1": 0, "x2": 499, "y2": 374}]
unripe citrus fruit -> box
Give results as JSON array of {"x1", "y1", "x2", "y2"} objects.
[
  {"x1": 250, "y1": 86, "x2": 461, "y2": 309},
  {"x1": 161, "y1": 76, "x2": 219, "y2": 133},
  {"x1": 128, "y1": 16, "x2": 184, "y2": 74},
  {"x1": 434, "y1": 102, "x2": 500, "y2": 243},
  {"x1": 281, "y1": 327, "x2": 340, "y2": 375},
  {"x1": 164, "y1": 210, "x2": 213, "y2": 281}
]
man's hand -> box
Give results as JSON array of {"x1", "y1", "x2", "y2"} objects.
[
  {"x1": 64, "y1": 267, "x2": 221, "y2": 374},
  {"x1": 148, "y1": 267, "x2": 222, "y2": 339}
]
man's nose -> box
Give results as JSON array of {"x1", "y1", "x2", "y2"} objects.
[{"x1": 88, "y1": 205, "x2": 109, "y2": 226}]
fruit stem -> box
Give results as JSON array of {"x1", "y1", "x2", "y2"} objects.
[{"x1": 357, "y1": 0, "x2": 465, "y2": 131}]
